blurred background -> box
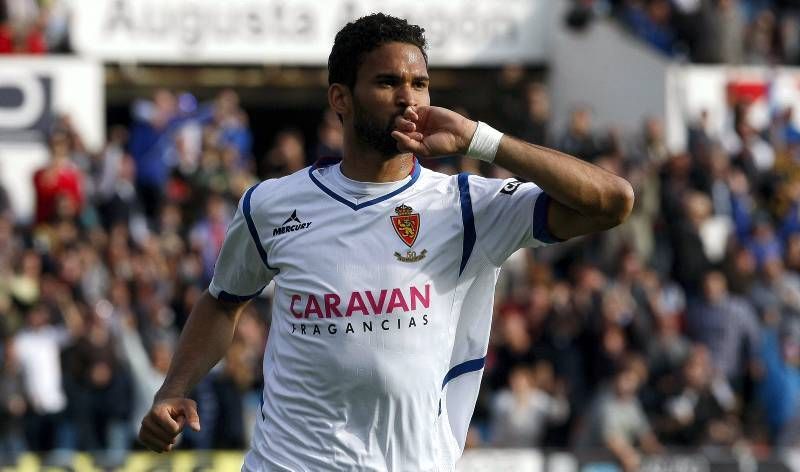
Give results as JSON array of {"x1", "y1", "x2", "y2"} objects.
[{"x1": 1, "y1": 0, "x2": 800, "y2": 471}]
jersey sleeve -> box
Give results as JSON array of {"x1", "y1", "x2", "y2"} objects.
[
  {"x1": 208, "y1": 189, "x2": 275, "y2": 302},
  {"x1": 467, "y1": 174, "x2": 563, "y2": 266}
]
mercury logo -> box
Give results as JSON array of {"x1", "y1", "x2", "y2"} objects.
[{"x1": 273, "y1": 210, "x2": 312, "y2": 236}]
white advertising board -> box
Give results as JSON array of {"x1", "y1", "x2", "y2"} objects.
[
  {"x1": 456, "y1": 449, "x2": 546, "y2": 472},
  {"x1": 666, "y1": 65, "x2": 800, "y2": 152},
  {"x1": 70, "y1": 0, "x2": 555, "y2": 65}
]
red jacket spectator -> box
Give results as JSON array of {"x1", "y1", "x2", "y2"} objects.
[
  {"x1": 0, "y1": 22, "x2": 13, "y2": 53},
  {"x1": 23, "y1": 26, "x2": 46, "y2": 54},
  {"x1": 33, "y1": 139, "x2": 84, "y2": 223}
]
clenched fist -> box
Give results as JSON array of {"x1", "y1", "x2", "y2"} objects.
[{"x1": 138, "y1": 398, "x2": 201, "y2": 453}]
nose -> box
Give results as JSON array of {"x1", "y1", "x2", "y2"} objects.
[{"x1": 395, "y1": 84, "x2": 417, "y2": 108}]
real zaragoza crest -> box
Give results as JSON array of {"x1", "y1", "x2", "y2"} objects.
[
  {"x1": 391, "y1": 204, "x2": 427, "y2": 263},
  {"x1": 391, "y1": 204, "x2": 420, "y2": 247}
]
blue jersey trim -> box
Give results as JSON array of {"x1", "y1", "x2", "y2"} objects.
[
  {"x1": 243, "y1": 183, "x2": 279, "y2": 273},
  {"x1": 532, "y1": 192, "x2": 565, "y2": 244},
  {"x1": 216, "y1": 287, "x2": 265, "y2": 303},
  {"x1": 441, "y1": 356, "x2": 486, "y2": 389},
  {"x1": 458, "y1": 173, "x2": 476, "y2": 276},
  {"x1": 308, "y1": 159, "x2": 422, "y2": 211},
  {"x1": 259, "y1": 394, "x2": 266, "y2": 421}
]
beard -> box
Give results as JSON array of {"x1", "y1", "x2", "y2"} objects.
[{"x1": 353, "y1": 99, "x2": 403, "y2": 158}]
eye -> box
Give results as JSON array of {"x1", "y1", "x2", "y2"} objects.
[{"x1": 413, "y1": 81, "x2": 428, "y2": 90}]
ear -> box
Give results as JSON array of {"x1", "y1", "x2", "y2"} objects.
[{"x1": 328, "y1": 84, "x2": 351, "y2": 118}]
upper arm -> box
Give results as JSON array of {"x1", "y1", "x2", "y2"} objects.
[
  {"x1": 208, "y1": 184, "x2": 276, "y2": 302},
  {"x1": 201, "y1": 290, "x2": 250, "y2": 322},
  {"x1": 547, "y1": 198, "x2": 617, "y2": 240},
  {"x1": 467, "y1": 175, "x2": 564, "y2": 266}
]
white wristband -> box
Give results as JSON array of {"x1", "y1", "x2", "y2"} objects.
[{"x1": 466, "y1": 121, "x2": 503, "y2": 163}]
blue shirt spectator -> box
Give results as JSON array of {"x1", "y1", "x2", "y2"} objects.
[{"x1": 758, "y1": 322, "x2": 800, "y2": 442}]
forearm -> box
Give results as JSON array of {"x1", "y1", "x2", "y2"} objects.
[
  {"x1": 605, "y1": 435, "x2": 640, "y2": 466},
  {"x1": 494, "y1": 135, "x2": 634, "y2": 224},
  {"x1": 639, "y1": 431, "x2": 663, "y2": 454},
  {"x1": 154, "y1": 291, "x2": 246, "y2": 401}
]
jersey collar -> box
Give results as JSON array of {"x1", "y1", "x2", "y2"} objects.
[{"x1": 308, "y1": 157, "x2": 421, "y2": 211}]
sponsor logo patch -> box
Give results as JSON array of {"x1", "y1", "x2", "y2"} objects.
[
  {"x1": 273, "y1": 210, "x2": 312, "y2": 236},
  {"x1": 500, "y1": 180, "x2": 522, "y2": 195}
]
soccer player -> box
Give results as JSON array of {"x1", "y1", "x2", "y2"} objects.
[{"x1": 138, "y1": 13, "x2": 634, "y2": 471}]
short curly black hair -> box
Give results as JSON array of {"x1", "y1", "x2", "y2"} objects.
[{"x1": 328, "y1": 13, "x2": 427, "y2": 90}]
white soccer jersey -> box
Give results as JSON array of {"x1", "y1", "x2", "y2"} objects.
[{"x1": 209, "y1": 159, "x2": 559, "y2": 472}]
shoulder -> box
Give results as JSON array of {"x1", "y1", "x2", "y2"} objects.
[
  {"x1": 244, "y1": 166, "x2": 314, "y2": 211},
  {"x1": 413, "y1": 165, "x2": 460, "y2": 194},
  {"x1": 453, "y1": 172, "x2": 532, "y2": 196},
  {"x1": 414, "y1": 168, "x2": 495, "y2": 194}
]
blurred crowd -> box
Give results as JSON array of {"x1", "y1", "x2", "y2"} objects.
[
  {"x1": 471, "y1": 68, "x2": 800, "y2": 471},
  {"x1": 0, "y1": 0, "x2": 69, "y2": 54},
  {"x1": 567, "y1": 0, "x2": 800, "y2": 64},
  {"x1": 0, "y1": 77, "x2": 799, "y2": 472}
]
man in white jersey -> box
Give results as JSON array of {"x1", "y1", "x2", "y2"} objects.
[{"x1": 138, "y1": 13, "x2": 635, "y2": 471}]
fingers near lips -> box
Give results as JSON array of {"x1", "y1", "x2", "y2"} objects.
[
  {"x1": 391, "y1": 130, "x2": 423, "y2": 143},
  {"x1": 394, "y1": 115, "x2": 415, "y2": 132},
  {"x1": 391, "y1": 131, "x2": 425, "y2": 155}
]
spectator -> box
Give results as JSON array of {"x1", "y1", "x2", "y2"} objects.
[
  {"x1": 13, "y1": 302, "x2": 81, "y2": 453},
  {"x1": 114, "y1": 307, "x2": 169, "y2": 442},
  {"x1": 490, "y1": 363, "x2": 569, "y2": 447},
  {"x1": 579, "y1": 355, "x2": 663, "y2": 472},
  {"x1": 493, "y1": 64, "x2": 527, "y2": 137},
  {"x1": 314, "y1": 109, "x2": 344, "y2": 161},
  {"x1": 780, "y1": 179, "x2": 800, "y2": 243},
  {"x1": 556, "y1": 106, "x2": 603, "y2": 162},
  {"x1": 786, "y1": 234, "x2": 800, "y2": 273},
  {"x1": 489, "y1": 311, "x2": 539, "y2": 389},
  {"x1": 646, "y1": 295, "x2": 691, "y2": 404},
  {"x1": 700, "y1": 0, "x2": 746, "y2": 63},
  {"x1": 32, "y1": 132, "x2": 84, "y2": 225},
  {"x1": 584, "y1": 286, "x2": 642, "y2": 386},
  {"x1": 261, "y1": 129, "x2": 307, "y2": 179},
  {"x1": 0, "y1": 342, "x2": 26, "y2": 465},
  {"x1": 759, "y1": 317, "x2": 800, "y2": 448},
  {"x1": 657, "y1": 345, "x2": 740, "y2": 447},
  {"x1": 750, "y1": 256, "x2": 800, "y2": 318},
  {"x1": 519, "y1": 82, "x2": 551, "y2": 146},
  {"x1": 686, "y1": 271, "x2": 761, "y2": 385},
  {"x1": 61, "y1": 304, "x2": 131, "y2": 465},
  {"x1": 0, "y1": 13, "x2": 12, "y2": 53},
  {"x1": 622, "y1": 0, "x2": 677, "y2": 55},
  {"x1": 209, "y1": 341, "x2": 255, "y2": 449},
  {"x1": 213, "y1": 89, "x2": 253, "y2": 164},
  {"x1": 189, "y1": 193, "x2": 231, "y2": 284},
  {"x1": 670, "y1": 192, "x2": 715, "y2": 291},
  {"x1": 726, "y1": 245, "x2": 759, "y2": 296},
  {"x1": 734, "y1": 122, "x2": 776, "y2": 178},
  {"x1": 746, "y1": 217, "x2": 783, "y2": 268},
  {"x1": 745, "y1": 9, "x2": 779, "y2": 64},
  {"x1": 128, "y1": 89, "x2": 179, "y2": 217}
]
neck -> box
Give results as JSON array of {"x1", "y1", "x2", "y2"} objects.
[{"x1": 340, "y1": 131, "x2": 414, "y2": 182}]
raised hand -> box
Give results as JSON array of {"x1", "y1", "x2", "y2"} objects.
[{"x1": 391, "y1": 106, "x2": 477, "y2": 158}]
